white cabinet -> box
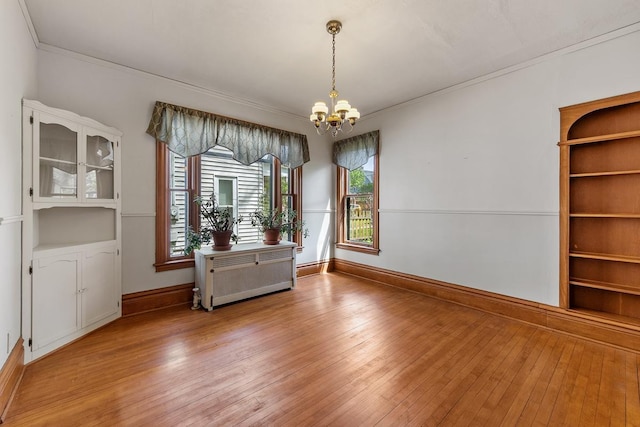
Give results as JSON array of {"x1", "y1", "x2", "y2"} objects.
[
  {"x1": 195, "y1": 242, "x2": 297, "y2": 311},
  {"x1": 30, "y1": 103, "x2": 120, "y2": 207},
  {"x1": 22, "y1": 100, "x2": 122, "y2": 362},
  {"x1": 82, "y1": 245, "x2": 118, "y2": 326},
  {"x1": 31, "y1": 243, "x2": 119, "y2": 358},
  {"x1": 32, "y1": 252, "x2": 81, "y2": 351}
]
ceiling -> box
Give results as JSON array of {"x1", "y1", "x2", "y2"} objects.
[{"x1": 22, "y1": 0, "x2": 640, "y2": 119}]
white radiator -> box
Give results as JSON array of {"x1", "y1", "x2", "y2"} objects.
[{"x1": 194, "y1": 242, "x2": 296, "y2": 311}]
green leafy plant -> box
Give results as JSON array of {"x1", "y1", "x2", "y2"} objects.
[
  {"x1": 249, "y1": 206, "x2": 309, "y2": 238},
  {"x1": 184, "y1": 194, "x2": 243, "y2": 255}
]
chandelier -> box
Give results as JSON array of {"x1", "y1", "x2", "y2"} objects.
[{"x1": 309, "y1": 20, "x2": 360, "y2": 137}]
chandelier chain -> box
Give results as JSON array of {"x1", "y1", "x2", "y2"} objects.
[{"x1": 331, "y1": 34, "x2": 336, "y2": 92}]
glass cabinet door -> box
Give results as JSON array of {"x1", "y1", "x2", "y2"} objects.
[
  {"x1": 84, "y1": 132, "x2": 115, "y2": 200},
  {"x1": 38, "y1": 121, "x2": 79, "y2": 199}
]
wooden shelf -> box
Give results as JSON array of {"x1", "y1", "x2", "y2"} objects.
[
  {"x1": 567, "y1": 308, "x2": 640, "y2": 328},
  {"x1": 570, "y1": 278, "x2": 640, "y2": 296},
  {"x1": 570, "y1": 213, "x2": 640, "y2": 218},
  {"x1": 570, "y1": 169, "x2": 640, "y2": 178},
  {"x1": 559, "y1": 129, "x2": 640, "y2": 146},
  {"x1": 569, "y1": 251, "x2": 640, "y2": 264}
]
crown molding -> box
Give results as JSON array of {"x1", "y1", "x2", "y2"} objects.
[
  {"x1": 364, "y1": 21, "x2": 640, "y2": 120},
  {"x1": 35, "y1": 42, "x2": 309, "y2": 124},
  {"x1": 18, "y1": 0, "x2": 39, "y2": 48}
]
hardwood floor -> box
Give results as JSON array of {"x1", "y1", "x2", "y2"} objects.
[{"x1": 4, "y1": 273, "x2": 640, "y2": 426}]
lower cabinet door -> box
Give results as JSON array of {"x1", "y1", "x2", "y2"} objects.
[
  {"x1": 82, "y1": 246, "x2": 118, "y2": 327},
  {"x1": 32, "y1": 253, "x2": 81, "y2": 350}
]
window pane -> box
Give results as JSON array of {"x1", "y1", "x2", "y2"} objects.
[
  {"x1": 218, "y1": 179, "x2": 233, "y2": 206},
  {"x1": 85, "y1": 135, "x2": 114, "y2": 199},
  {"x1": 200, "y1": 146, "x2": 271, "y2": 244},
  {"x1": 169, "y1": 190, "x2": 189, "y2": 256},
  {"x1": 345, "y1": 194, "x2": 374, "y2": 244},
  {"x1": 347, "y1": 158, "x2": 375, "y2": 194},
  {"x1": 170, "y1": 151, "x2": 187, "y2": 189},
  {"x1": 345, "y1": 157, "x2": 375, "y2": 245},
  {"x1": 40, "y1": 122, "x2": 78, "y2": 198},
  {"x1": 262, "y1": 161, "x2": 272, "y2": 211}
]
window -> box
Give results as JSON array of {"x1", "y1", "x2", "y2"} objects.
[
  {"x1": 335, "y1": 133, "x2": 379, "y2": 255},
  {"x1": 155, "y1": 143, "x2": 303, "y2": 271}
]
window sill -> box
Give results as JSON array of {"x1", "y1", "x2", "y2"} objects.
[
  {"x1": 154, "y1": 258, "x2": 195, "y2": 272},
  {"x1": 336, "y1": 242, "x2": 380, "y2": 255}
]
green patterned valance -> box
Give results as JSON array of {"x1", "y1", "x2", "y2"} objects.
[
  {"x1": 332, "y1": 130, "x2": 379, "y2": 170},
  {"x1": 146, "y1": 101, "x2": 310, "y2": 168}
]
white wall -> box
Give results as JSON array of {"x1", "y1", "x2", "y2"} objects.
[
  {"x1": 0, "y1": 0, "x2": 37, "y2": 367},
  {"x1": 34, "y1": 23, "x2": 640, "y2": 308},
  {"x1": 36, "y1": 48, "x2": 332, "y2": 294},
  {"x1": 338, "y1": 28, "x2": 640, "y2": 306}
]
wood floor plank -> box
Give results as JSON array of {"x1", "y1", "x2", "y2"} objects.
[
  {"x1": 511, "y1": 334, "x2": 562, "y2": 425},
  {"x1": 3, "y1": 272, "x2": 638, "y2": 426},
  {"x1": 626, "y1": 353, "x2": 640, "y2": 427},
  {"x1": 433, "y1": 321, "x2": 538, "y2": 426},
  {"x1": 546, "y1": 341, "x2": 588, "y2": 425},
  {"x1": 531, "y1": 338, "x2": 578, "y2": 425}
]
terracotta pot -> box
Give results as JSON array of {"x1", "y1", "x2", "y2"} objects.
[
  {"x1": 263, "y1": 228, "x2": 281, "y2": 245},
  {"x1": 212, "y1": 230, "x2": 233, "y2": 250}
]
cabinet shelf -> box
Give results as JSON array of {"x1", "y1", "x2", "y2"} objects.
[
  {"x1": 567, "y1": 308, "x2": 640, "y2": 328},
  {"x1": 569, "y1": 278, "x2": 640, "y2": 296},
  {"x1": 570, "y1": 169, "x2": 640, "y2": 178},
  {"x1": 570, "y1": 213, "x2": 640, "y2": 218},
  {"x1": 34, "y1": 239, "x2": 117, "y2": 257},
  {"x1": 39, "y1": 156, "x2": 76, "y2": 166},
  {"x1": 559, "y1": 129, "x2": 640, "y2": 146},
  {"x1": 86, "y1": 164, "x2": 114, "y2": 171},
  {"x1": 569, "y1": 251, "x2": 640, "y2": 264},
  {"x1": 33, "y1": 201, "x2": 117, "y2": 210}
]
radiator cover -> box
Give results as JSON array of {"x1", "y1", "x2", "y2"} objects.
[{"x1": 194, "y1": 242, "x2": 296, "y2": 311}]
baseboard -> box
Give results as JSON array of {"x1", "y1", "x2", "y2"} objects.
[
  {"x1": 0, "y1": 338, "x2": 24, "y2": 423},
  {"x1": 123, "y1": 261, "x2": 336, "y2": 316},
  {"x1": 297, "y1": 260, "x2": 334, "y2": 277},
  {"x1": 333, "y1": 259, "x2": 640, "y2": 353},
  {"x1": 122, "y1": 283, "x2": 194, "y2": 316}
]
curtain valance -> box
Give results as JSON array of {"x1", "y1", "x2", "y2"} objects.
[
  {"x1": 332, "y1": 130, "x2": 379, "y2": 170},
  {"x1": 146, "y1": 101, "x2": 310, "y2": 168}
]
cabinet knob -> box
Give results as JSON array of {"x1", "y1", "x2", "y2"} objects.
[{"x1": 210, "y1": 269, "x2": 214, "y2": 273}]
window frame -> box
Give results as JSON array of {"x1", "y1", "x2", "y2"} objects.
[
  {"x1": 336, "y1": 153, "x2": 380, "y2": 255},
  {"x1": 155, "y1": 142, "x2": 303, "y2": 272}
]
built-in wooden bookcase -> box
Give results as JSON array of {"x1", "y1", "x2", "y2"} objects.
[{"x1": 559, "y1": 91, "x2": 640, "y2": 325}]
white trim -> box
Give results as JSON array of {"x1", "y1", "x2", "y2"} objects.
[
  {"x1": 0, "y1": 215, "x2": 24, "y2": 225},
  {"x1": 121, "y1": 213, "x2": 156, "y2": 217},
  {"x1": 18, "y1": 0, "x2": 39, "y2": 48},
  {"x1": 36, "y1": 43, "x2": 305, "y2": 123},
  {"x1": 362, "y1": 22, "x2": 640, "y2": 120},
  {"x1": 24, "y1": 99, "x2": 122, "y2": 136},
  {"x1": 379, "y1": 209, "x2": 558, "y2": 217},
  {"x1": 31, "y1": 20, "x2": 640, "y2": 123},
  {"x1": 303, "y1": 209, "x2": 334, "y2": 214}
]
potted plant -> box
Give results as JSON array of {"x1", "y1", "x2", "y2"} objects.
[
  {"x1": 184, "y1": 194, "x2": 243, "y2": 254},
  {"x1": 250, "y1": 206, "x2": 309, "y2": 245}
]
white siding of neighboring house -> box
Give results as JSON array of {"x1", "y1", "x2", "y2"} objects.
[
  {"x1": 169, "y1": 146, "x2": 268, "y2": 254},
  {"x1": 200, "y1": 147, "x2": 265, "y2": 244}
]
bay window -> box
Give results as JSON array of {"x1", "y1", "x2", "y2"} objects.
[{"x1": 148, "y1": 101, "x2": 309, "y2": 271}]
